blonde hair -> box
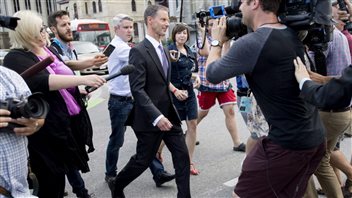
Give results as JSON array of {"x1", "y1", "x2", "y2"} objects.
[{"x1": 9, "y1": 10, "x2": 43, "y2": 50}]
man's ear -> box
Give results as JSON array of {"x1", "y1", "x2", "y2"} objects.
[
  {"x1": 50, "y1": 26, "x2": 57, "y2": 34},
  {"x1": 252, "y1": 0, "x2": 260, "y2": 10}
]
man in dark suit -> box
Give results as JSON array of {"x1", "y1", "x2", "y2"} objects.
[
  {"x1": 294, "y1": 56, "x2": 352, "y2": 108},
  {"x1": 108, "y1": 5, "x2": 191, "y2": 198}
]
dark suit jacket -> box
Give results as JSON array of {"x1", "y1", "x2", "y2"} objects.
[
  {"x1": 127, "y1": 39, "x2": 181, "y2": 131},
  {"x1": 301, "y1": 65, "x2": 352, "y2": 109}
]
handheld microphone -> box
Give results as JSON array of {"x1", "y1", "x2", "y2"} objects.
[
  {"x1": 20, "y1": 56, "x2": 54, "y2": 79},
  {"x1": 85, "y1": 64, "x2": 135, "y2": 93}
]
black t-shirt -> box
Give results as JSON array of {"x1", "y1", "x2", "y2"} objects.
[{"x1": 207, "y1": 26, "x2": 325, "y2": 150}]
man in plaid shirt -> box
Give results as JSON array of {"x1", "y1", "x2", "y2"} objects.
[{"x1": 196, "y1": 18, "x2": 245, "y2": 152}]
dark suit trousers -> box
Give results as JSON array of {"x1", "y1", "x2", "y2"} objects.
[{"x1": 114, "y1": 125, "x2": 191, "y2": 198}]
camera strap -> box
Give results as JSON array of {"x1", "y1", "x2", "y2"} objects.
[{"x1": 0, "y1": 186, "x2": 13, "y2": 198}]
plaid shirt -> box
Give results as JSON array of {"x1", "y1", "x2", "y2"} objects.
[
  {"x1": 0, "y1": 66, "x2": 35, "y2": 197},
  {"x1": 197, "y1": 36, "x2": 231, "y2": 92},
  {"x1": 309, "y1": 28, "x2": 351, "y2": 76}
]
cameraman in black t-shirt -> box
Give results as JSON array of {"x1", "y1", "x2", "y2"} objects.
[{"x1": 205, "y1": 0, "x2": 326, "y2": 197}]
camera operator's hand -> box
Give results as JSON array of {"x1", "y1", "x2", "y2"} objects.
[
  {"x1": 338, "y1": 9, "x2": 350, "y2": 21},
  {"x1": 12, "y1": 117, "x2": 44, "y2": 136},
  {"x1": 0, "y1": 109, "x2": 12, "y2": 128},
  {"x1": 211, "y1": 16, "x2": 229, "y2": 44}
]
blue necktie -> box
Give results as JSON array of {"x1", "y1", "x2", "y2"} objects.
[{"x1": 158, "y1": 44, "x2": 169, "y2": 77}]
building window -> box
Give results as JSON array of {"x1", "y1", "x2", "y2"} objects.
[
  {"x1": 92, "y1": 1, "x2": 97, "y2": 13},
  {"x1": 176, "y1": 0, "x2": 178, "y2": 8},
  {"x1": 46, "y1": 0, "x2": 53, "y2": 16},
  {"x1": 131, "y1": 0, "x2": 136, "y2": 12},
  {"x1": 25, "y1": 0, "x2": 31, "y2": 9},
  {"x1": 13, "y1": 0, "x2": 20, "y2": 12},
  {"x1": 98, "y1": 0, "x2": 103, "y2": 12},
  {"x1": 85, "y1": 2, "x2": 88, "y2": 14},
  {"x1": 133, "y1": 23, "x2": 139, "y2": 37},
  {"x1": 36, "y1": 0, "x2": 42, "y2": 14},
  {"x1": 148, "y1": 0, "x2": 152, "y2": 5},
  {"x1": 74, "y1": 3, "x2": 78, "y2": 19}
]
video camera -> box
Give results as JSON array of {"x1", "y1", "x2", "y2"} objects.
[
  {"x1": 195, "y1": 3, "x2": 247, "y2": 39},
  {"x1": 195, "y1": 0, "x2": 333, "y2": 44},
  {"x1": 336, "y1": 0, "x2": 352, "y2": 31},
  {"x1": 0, "y1": 15, "x2": 20, "y2": 30},
  {"x1": 0, "y1": 93, "x2": 49, "y2": 119}
]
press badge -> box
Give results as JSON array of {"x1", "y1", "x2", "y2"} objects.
[{"x1": 239, "y1": 96, "x2": 252, "y2": 113}]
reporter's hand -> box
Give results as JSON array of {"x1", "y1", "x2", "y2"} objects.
[
  {"x1": 12, "y1": 118, "x2": 42, "y2": 136},
  {"x1": 156, "y1": 117, "x2": 173, "y2": 131},
  {"x1": 0, "y1": 109, "x2": 11, "y2": 128},
  {"x1": 211, "y1": 16, "x2": 228, "y2": 43},
  {"x1": 174, "y1": 89, "x2": 188, "y2": 101},
  {"x1": 82, "y1": 75, "x2": 106, "y2": 88},
  {"x1": 169, "y1": 50, "x2": 180, "y2": 62},
  {"x1": 193, "y1": 75, "x2": 201, "y2": 89},
  {"x1": 293, "y1": 56, "x2": 310, "y2": 83},
  {"x1": 91, "y1": 54, "x2": 108, "y2": 66},
  {"x1": 338, "y1": 10, "x2": 350, "y2": 22}
]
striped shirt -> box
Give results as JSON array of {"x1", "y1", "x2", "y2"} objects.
[{"x1": 0, "y1": 66, "x2": 36, "y2": 197}]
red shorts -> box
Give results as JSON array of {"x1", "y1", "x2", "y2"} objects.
[{"x1": 197, "y1": 89, "x2": 236, "y2": 110}]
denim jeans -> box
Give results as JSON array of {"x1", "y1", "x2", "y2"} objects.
[
  {"x1": 66, "y1": 169, "x2": 88, "y2": 197},
  {"x1": 105, "y1": 96, "x2": 133, "y2": 177}
]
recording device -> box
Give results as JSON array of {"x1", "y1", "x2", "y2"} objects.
[
  {"x1": 209, "y1": 6, "x2": 226, "y2": 19},
  {"x1": 337, "y1": 0, "x2": 352, "y2": 31},
  {"x1": 85, "y1": 64, "x2": 135, "y2": 93},
  {"x1": 102, "y1": 44, "x2": 116, "y2": 57},
  {"x1": 0, "y1": 15, "x2": 20, "y2": 30},
  {"x1": 21, "y1": 56, "x2": 54, "y2": 79},
  {"x1": 195, "y1": 0, "x2": 333, "y2": 41},
  {"x1": 0, "y1": 92, "x2": 49, "y2": 120}
]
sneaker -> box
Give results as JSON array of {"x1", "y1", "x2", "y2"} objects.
[
  {"x1": 233, "y1": 143, "x2": 246, "y2": 152},
  {"x1": 105, "y1": 175, "x2": 115, "y2": 183}
]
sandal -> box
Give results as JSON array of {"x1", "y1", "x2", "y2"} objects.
[{"x1": 190, "y1": 163, "x2": 200, "y2": 175}]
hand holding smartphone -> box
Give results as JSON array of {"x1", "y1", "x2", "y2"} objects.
[
  {"x1": 169, "y1": 50, "x2": 180, "y2": 62},
  {"x1": 102, "y1": 44, "x2": 116, "y2": 57}
]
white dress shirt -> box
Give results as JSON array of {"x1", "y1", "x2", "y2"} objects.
[{"x1": 107, "y1": 35, "x2": 132, "y2": 96}]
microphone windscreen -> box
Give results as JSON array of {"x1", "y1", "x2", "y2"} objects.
[
  {"x1": 120, "y1": 64, "x2": 135, "y2": 75},
  {"x1": 21, "y1": 56, "x2": 54, "y2": 79}
]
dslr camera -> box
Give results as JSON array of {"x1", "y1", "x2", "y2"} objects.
[
  {"x1": 195, "y1": 3, "x2": 247, "y2": 39},
  {"x1": 0, "y1": 93, "x2": 49, "y2": 120}
]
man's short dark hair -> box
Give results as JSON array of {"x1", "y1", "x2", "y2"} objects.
[
  {"x1": 260, "y1": 0, "x2": 282, "y2": 14},
  {"x1": 246, "y1": 0, "x2": 281, "y2": 14},
  {"x1": 48, "y1": 10, "x2": 69, "y2": 27},
  {"x1": 144, "y1": 5, "x2": 168, "y2": 26},
  {"x1": 171, "y1": 23, "x2": 190, "y2": 43}
]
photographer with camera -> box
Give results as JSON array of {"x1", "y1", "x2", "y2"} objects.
[
  {"x1": 3, "y1": 10, "x2": 106, "y2": 197},
  {"x1": 0, "y1": 66, "x2": 44, "y2": 198},
  {"x1": 205, "y1": 0, "x2": 326, "y2": 197}
]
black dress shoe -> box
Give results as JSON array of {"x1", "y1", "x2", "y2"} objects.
[
  {"x1": 153, "y1": 171, "x2": 175, "y2": 187},
  {"x1": 108, "y1": 178, "x2": 125, "y2": 198}
]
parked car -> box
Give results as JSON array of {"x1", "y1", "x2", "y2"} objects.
[
  {"x1": 0, "y1": 49, "x2": 10, "y2": 65},
  {"x1": 71, "y1": 41, "x2": 108, "y2": 75}
]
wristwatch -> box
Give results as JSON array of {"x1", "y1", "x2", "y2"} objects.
[{"x1": 211, "y1": 40, "x2": 222, "y2": 48}]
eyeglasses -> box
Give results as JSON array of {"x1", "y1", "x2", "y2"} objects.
[{"x1": 40, "y1": 25, "x2": 48, "y2": 34}]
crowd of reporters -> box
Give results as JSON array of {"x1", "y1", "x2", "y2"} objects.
[{"x1": 1, "y1": 0, "x2": 352, "y2": 197}]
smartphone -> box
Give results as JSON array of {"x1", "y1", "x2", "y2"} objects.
[{"x1": 102, "y1": 44, "x2": 116, "y2": 57}]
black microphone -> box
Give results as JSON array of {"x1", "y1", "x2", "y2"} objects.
[{"x1": 85, "y1": 64, "x2": 135, "y2": 93}]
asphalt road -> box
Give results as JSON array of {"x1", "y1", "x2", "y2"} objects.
[{"x1": 64, "y1": 84, "x2": 352, "y2": 198}]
